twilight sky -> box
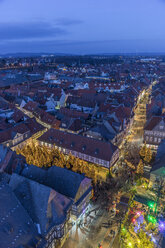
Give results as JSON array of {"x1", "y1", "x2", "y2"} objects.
[{"x1": 0, "y1": 0, "x2": 165, "y2": 54}]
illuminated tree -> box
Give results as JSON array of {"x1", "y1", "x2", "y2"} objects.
[
  {"x1": 66, "y1": 161, "x2": 71, "y2": 169},
  {"x1": 72, "y1": 158, "x2": 80, "y2": 172},
  {"x1": 90, "y1": 168, "x2": 96, "y2": 183},
  {"x1": 144, "y1": 147, "x2": 152, "y2": 163},
  {"x1": 16, "y1": 147, "x2": 21, "y2": 155},
  {"x1": 16, "y1": 142, "x2": 100, "y2": 182},
  {"x1": 124, "y1": 144, "x2": 140, "y2": 166},
  {"x1": 52, "y1": 146, "x2": 60, "y2": 158},
  {"x1": 139, "y1": 144, "x2": 146, "y2": 158},
  {"x1": 66, "y1": 154, "x2": 75, "y2": 169},
  {"x1": 79, "y1": 163, "x2": 85, "y2": 174},
  {"x1": 39, "y1": 153, "x2": 46, "y2": 167},
  {"x1": 125, "y1": 159, "x2": 136, "y2": 170},
  {"x1": 136, "y1": 159, "x2": 144, "y2": 175}
]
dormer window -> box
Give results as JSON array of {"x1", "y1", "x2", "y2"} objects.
[
  {"x1": 82, "y1": 145, "x2": 86, "y2": 151},
  {"x1": 71, "y1": 142, "x2": 75, "y2": 148},
  {"x1": 95, "y1": 148, "x2": 99, "y2": 155}
]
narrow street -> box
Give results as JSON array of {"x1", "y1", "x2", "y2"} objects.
[
  {"x1": 127, "y1": 87, "x2": 150, "y2": 145},
  {"x1": 119, "y1": 83, "x2": 153, "y2": 159},
  {"x1": 62, "y1": 83, "x2": 154, "y2": 248},
  {"x1": 62, "y1": 204, "x2": 119, "y2": 248}
]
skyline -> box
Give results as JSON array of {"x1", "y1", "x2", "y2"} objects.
[{"x1": 1, "y1": 0, "x2": 165, "y2": 54}]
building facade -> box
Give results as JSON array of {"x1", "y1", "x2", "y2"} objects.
[
  {"x1": 144, "y1": 116, "x2": 165, "y2": 149},
  {"x1": 37, "y1": 128, "x2": 119, "y2": 169}
]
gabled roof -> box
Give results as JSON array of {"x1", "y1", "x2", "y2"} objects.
[
  {"x1": 66, "y1": 95, "x2": 96, "y2": 108},
  {"x1": 12, "y1": 123, "x2": 29, "y2": 134},
  {"x1": 59, "y1": 107, "x2": 89, "y2": 119},
  {"x1": 0, "y1": 183, "x2": 38, "y2": 248},
  {"x1": 12, "y1": 108, "x2": 28, "y2": 123},
  {"x1": 68, "y1": 119, "x2": 83, "y2": 132},
  {"x1": 89, "y1": 124, "x2": 116, "y2": 141},
  {"x1": 9, "y1": 173, "x2": 72, "y2": 234},
  {"x1": 0, "y1": 147, "x2": 13, "y2": 172},
  {"x1": 37, "y1": 128, "x2": 118, "y2": 162},
  {"x1": 144, "y1": 116, "x2": 162, "y2": 130},
  {"x1": 47, "y1": 166, "x2": 89, "y2": 199},
  {"x1": 0, "y1": 119, "x2": 44, "y2": 145},
  {"x1": 23, "y1": 101, "x2": 39, "y2": 112},
  {"x1": 151, "y1": 139, "x2": 165, "y2": 174},
  {"x1": 34, "y1": 108, "x2": 60, "y2": 128},
  {"x1": 25, "y1": 118, "x2": 45, "y2": 134},
  {"x1": 21, "y1": 165, "x2": 91, "y2": 200}
]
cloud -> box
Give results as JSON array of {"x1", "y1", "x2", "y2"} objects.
[
  {"x1": 55, "y1": 18, "x2": 83, "y2": 26},
  {"x1": 0, "y1": 21, "x2": 68, "y2": 41},
  {"x1": 1, "y1": 39, "x2": 165, "y2": 55}
]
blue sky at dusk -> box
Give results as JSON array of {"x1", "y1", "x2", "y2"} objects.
[{"x1": 0, "y1": 0, "x2": 165, "y2": 54}]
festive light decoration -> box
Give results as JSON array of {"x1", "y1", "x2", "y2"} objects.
[
  {"x1": 136, "y1": 159, "x2": 144, "y2": 175},
  {"x1": 136, "y1": 211, "x2": 141, "y2": 217},
  {"x1": 148, "y1": 202, "x2": 155, "y2": 209},
  {"x1": 147, "y1": 215, "x2": 157, "y2": 224},
  {"x1": 144, "y1": 147, "x2": 152, "y2": 163},
  {"x1": 124, "y1": 159, "x2": 136, "y2": 170},
  {"x1": 159, "y1": 221, "x2": 165, "y2": 230},
  {"x1": 132, "y1": 218, "x2": 136, "y2": 223},
  {"x1": 128, "y1": 242, "x2": 132, "y2": 247},
  {"x1": 151, "y1": 237, "x2": 156, "y2": 244},
  {"x1": 139, "y1": 144, "x2": 146, "y2": 158}
]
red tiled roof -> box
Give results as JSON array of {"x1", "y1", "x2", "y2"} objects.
[
  {"x1": 114, "y1": 106, "x2": 131, "y2": 120},
  {"x1": 23, "y1": 101, "x2": 39, "y2": 112},
  {"x1": 34, "y1": 108, "x2": 60, "y2": 128},
  {"x1": 99, "y1": 103, "x2": 114, "y2": 113},
  {"x1": 25, "y1": 118, "x2": 45, "y2": 134},
  {"x1": 0, "y1": 123, "x2": 29, "y2": 144},
  {"x1": 69, "y1": 119, "x2": 83, "y2": 132},
  {"x1": 60, "y1": 107, "x2": 89, "y2": 119},
  {"x1": 12, "y1": 108, "x2": 28, "y2": 123},
  {"x1": 66, "y1": 96, "x2": 96, "y2": 108},
  {"x1": 144, "y1": 116, "x2": 162, "y2": 131},
  {"x1": 41, "y1": 113, "x2": 61, "y2": 128},
  {"x1": 0, "y1": 131, "x2": 11, "y2": 144},
  {"x1": 0, "y1": 150, "x2": 13, "y2": 172},
  {"x1": 12, "y1": 123, "x2": 30, "y2": 134},
  {"x1": 37, "y1": 128, "x2": 118, "y2": 162}
]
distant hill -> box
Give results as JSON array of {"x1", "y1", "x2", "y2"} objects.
[
  {"x1": 0, "y1": 52, "x2": 75, "y2": 58},
  {"x1": 1, "y1": 52, "x2": 165, "y2": 59}
]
